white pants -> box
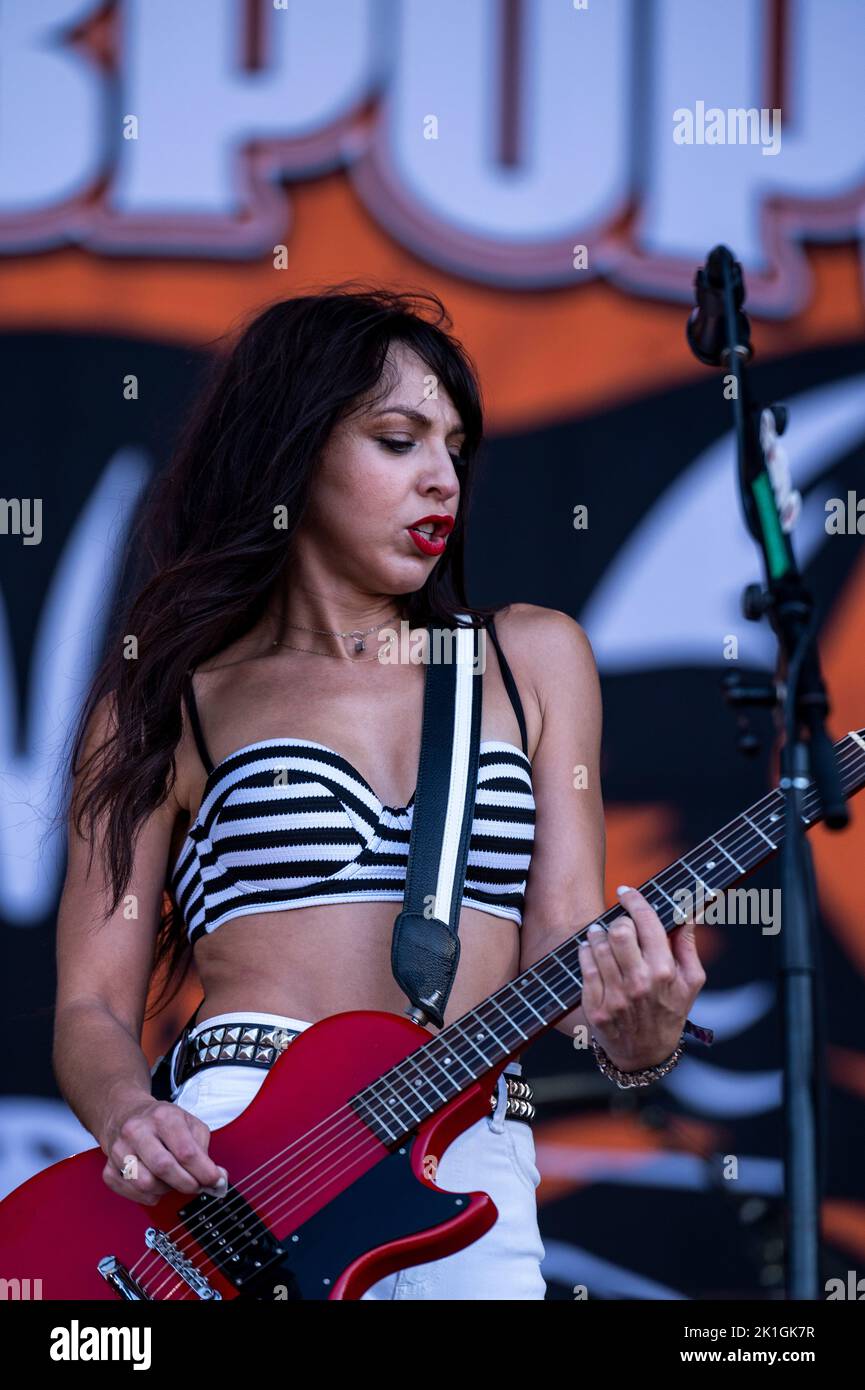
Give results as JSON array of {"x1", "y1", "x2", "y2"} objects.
[{"x1": 170, "y1": 1010, "x2": 546, "y2": 1300}]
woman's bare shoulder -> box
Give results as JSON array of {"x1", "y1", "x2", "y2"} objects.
[
  {"x1": 491, "y1": 603, "x2": 598, "y2": 711},
  {"x1": 490, "y1": 602, "x2": 593, "y2": 660}
]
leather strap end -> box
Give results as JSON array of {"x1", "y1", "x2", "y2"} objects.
[{"x1": 391, "y1": 911, "x2": 460, "y2": 1030}]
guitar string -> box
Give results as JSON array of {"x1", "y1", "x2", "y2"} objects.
[
  {"x1": 137, "y1": 744, "x2": 862, "y2": 1294},
  {"x1": 139, "y1": 744, "x2": 861, "y2": 1295},
  {"x1": 133, "y1": 744, "x2": 863, "y2": 1294}
]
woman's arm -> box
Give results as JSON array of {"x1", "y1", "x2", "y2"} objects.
[
  {"x1": 515, "y1": 608, "x2": 606, "y2": 1042},
  {"x1": 53, "y1": 693, "x2": 227, "y2": 1205},
  {"x1": 517, "y1": 608, "x2": 706, "y2": 1070}
]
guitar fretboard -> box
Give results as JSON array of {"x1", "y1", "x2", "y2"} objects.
[{"x1": 352, "y1": 729, "x2": 865, "y2": 1146}]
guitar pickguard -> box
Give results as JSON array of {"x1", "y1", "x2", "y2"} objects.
[{"x1": 179, "y1": 1135, "x2": 469, "y2": 1300}]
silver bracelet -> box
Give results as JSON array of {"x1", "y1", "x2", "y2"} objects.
[{"x1": 590, "y1": 1033, "x2": 685, "y2": 1089}]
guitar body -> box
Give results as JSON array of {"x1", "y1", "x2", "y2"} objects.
[{"x1": 0, "y1": 1011, "x2": 510, "y2": 1301}]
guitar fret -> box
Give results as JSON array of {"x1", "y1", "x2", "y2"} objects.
[
  {"x1": 351, "y1": 1086, "x2": 400, "y2": 1138},
  {"x1": 364, "y1": 1110, "x2": 400, "y2": 1143},
  {"x1": 648, "y1": 878, "x2": 679, "y2": 912},
  {"x1": 363, "y1": 1045, "x2": 463, "y2": 1137},
  {"x1": 486, "y1": 994, "x2": 529, "y2": 1041},
  {"x1": 555, "y1": 956, "x2": 581, "y2": 987},
  {"x1": 543, "y1": 957, "x2": 583, "y2": 1006},
  {"x1": 467, "y1": 1012, "x2": 509, "y2": 1053},
  {"x1": 539, "y1": 961, "x2": 578, "y2": 995},
  {"x1": 744, "y1": 811, "x2": 777, "y2": 849},
  {"x1": 497, "y1": 991, "x2": 534, "y2": 1036},
  {"x1": 527, "y1": 969, "x2": 566, "y2": 1011},
  {"x1": 383, "y1": 1071, "x2": 430, "y2": 1120},
  {"x1": 503, "y1": 985, "x2": 550, "y2": 1038},
  {"x1": 363, "y1": 1085, "x2": 416, "y2": 1137},
  {"x1": 403, "y1": 1061, "x2": 449, "y2": 1106},
  {"x1": 680, "y1": 863, "x2": 721, "y2": 902},
  {"x1": 510, "y1": 979, "x2": 547, "y2": 1025},
  {"x1": 681, "y1": 852, "x2": 724, "y2": 882},
  {"x1": 383, "y1": 1056, "x2": 439, "y2": 1123},
  {"x1": 431, "y1": 1039, "x2": 475, "y2": 1083},
  {"x1": 450, "y1": 1020, "x2": 496, "y2": 1068},
  {"x1": 710, "y1": 836, "x2": 744, "y2": 874},
  {"x1": 426, "y1": 1045, "x2": 473, "y2": 1090}
]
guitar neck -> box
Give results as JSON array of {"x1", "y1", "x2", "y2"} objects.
[{"x1": 354, "y1": 729, "x2": 865, "y2": 1146}]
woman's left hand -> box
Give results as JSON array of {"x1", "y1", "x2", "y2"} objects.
[{"x1": 577, "y1": 885, "x2": 707, "y2": 1072}]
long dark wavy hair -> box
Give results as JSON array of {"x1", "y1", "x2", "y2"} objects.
[{"x1": 62, "y1": 283, "x2": 501, "y2": 1018}]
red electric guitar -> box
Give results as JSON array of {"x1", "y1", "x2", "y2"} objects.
[{"x1": 2, "y1": 728, "x2": 863, "y2": 1300}]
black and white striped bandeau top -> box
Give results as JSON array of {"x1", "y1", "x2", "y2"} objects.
[{"x1": 170, "y1": 619, "x2": 536, "y2": 944}]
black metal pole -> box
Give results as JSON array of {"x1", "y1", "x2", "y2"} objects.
[{"x1": 686, "y1": 245, "x2": 847, "y2": 1299}]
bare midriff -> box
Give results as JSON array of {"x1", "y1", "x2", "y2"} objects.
[{"x1": 190, "y1": 901, "x2": 523, "y2": 1037}]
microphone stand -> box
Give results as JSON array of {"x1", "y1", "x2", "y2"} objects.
[{"x1": 686, "y1": 245, "x2": 849, "y2": 1300}]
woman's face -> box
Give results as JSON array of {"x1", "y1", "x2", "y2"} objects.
[{"x1": 297, "y1": 342, "x2": 465, "y2": 598}]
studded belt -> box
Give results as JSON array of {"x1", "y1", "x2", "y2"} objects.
[
  {"x1": 494, "y1": 1076, "x2": 536, "y2": 1126},
  {"x1": 172, "y1": 1020, "x2": 535, "y2": 1126},
  {"x1": 172, "y1": 1021, "x2": 299, "y2": 1089}
]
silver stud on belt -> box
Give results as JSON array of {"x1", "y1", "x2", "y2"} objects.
[
  {"x1": 490, "y1": 1075, "x2": 536, "y2": 1125},
  {"x1": 175, "y1": 1022, "x2": 299, "y2": 1086}
]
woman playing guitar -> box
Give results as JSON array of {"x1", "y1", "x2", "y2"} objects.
[{"x1": 54, "y1": 287, "x2": 707, "y2": 1299}]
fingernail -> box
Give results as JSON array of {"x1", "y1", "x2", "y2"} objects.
[
  {"x1": 616, "y1": 884, "x2": 633, "y2": 894},
  {"x1": 588, "y1": 922, "x2": 606, "y2": 935},
  {"x1": 201, "y1": 1171, "x2": 229, "y2": 1199}
]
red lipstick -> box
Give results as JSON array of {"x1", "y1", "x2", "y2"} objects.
[{"x1": 406, "y1": 514, "x2": 454, "y2": 556}]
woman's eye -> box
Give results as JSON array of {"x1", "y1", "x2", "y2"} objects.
[
  {"x1": 377, "y1": 436, "x2": 466, "y2": 469},
  {"x1": 376, "y1": 436, "x2": 414, "y2": 453}
]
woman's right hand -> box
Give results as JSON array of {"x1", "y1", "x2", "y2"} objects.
[{"x1": 100, "y1": 1086, "x2": 229, "y2": 1206}]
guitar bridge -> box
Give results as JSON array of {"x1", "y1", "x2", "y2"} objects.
[{"x1": 142, "y1": 1226, "x2": 223, "y2": 1299}]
